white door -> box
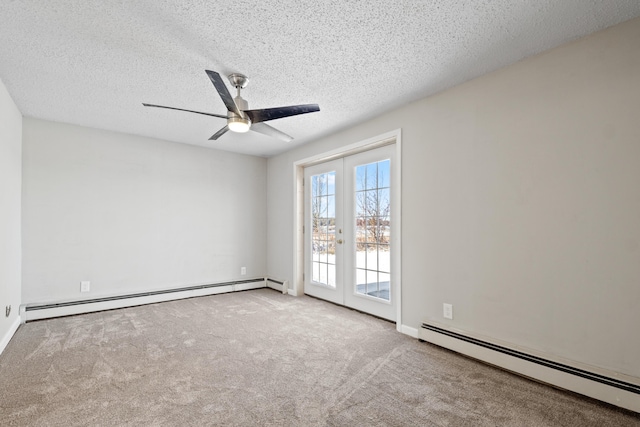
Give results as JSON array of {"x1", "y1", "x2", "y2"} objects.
[
  {"x1": 304, "y1": 159, "x2": 344, "y2": 305},
  {"x1": 304, "y1": 145, "x2": 396, "y2": 320}
]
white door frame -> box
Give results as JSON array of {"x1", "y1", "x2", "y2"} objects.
[{"x1": 292, "y1": 129, "x2": 402, "y2": 330}]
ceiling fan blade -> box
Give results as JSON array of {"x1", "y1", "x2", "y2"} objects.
[
  {"x1": 209, "y1": 125, "x2": 229, "y2": 140},
  {"x1": 243, "y1": 104, "x2": 319, "y2": 124},
  {"x1": 142, "y1": 103, "x2": 227, "y2": 119},
  {"x1": 205, "y1": 70, "x2": 242, "y2": 117},
  {"x1": 251, "y1": 122, "x2": 293, "y2": 142}
]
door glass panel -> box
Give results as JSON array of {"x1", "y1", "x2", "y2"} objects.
[
  {"x1": 378, "y1": 244, "x2": 390, "y2": 272},
  {"x1": 378, "y1": 159, "x2": 391, "y2": 188},
  {"x1": 327, "y1": 264, "x2": 336, "y2": 287},
  {"x1": 378, "y1": 272, "x2": 390, "y2": 300},
  {"x1": 311, "y1": 171, "x2": 336, "y2": 287},
  {"x1": 366, "y1": 270, "x2": 378, "y2": 295},
  {"x1": 367, "y1": 245, "x2": 378, "y2": 271},
  {"x1": 365, "y1": 163, "x2": 377, "y2": 189},
  {"x1": 353, "y1": 159, "x2": 391, "y2": 301}
]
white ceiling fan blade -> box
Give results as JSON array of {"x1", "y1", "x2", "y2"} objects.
[
  {"x1": 250, "y1": 122, "x2": 293, "y2": 142},
  {"x1": 209, "y1": 125, "x2": 229, "y2": 140}
]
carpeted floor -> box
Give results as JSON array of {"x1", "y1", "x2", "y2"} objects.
[{"x1": 0, "y1": 288, "x2": 638, "y2": 426}]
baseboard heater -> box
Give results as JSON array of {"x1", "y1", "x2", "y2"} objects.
[
  {"x1": 22, "y1": 278, "x2": 267, "y2": 322},
  {"x1": 266, "y1": 278, "x2": 289, "y2": 294},
  {"x1": 419, "y1": 323, "x2": 640, "y2": 413}
]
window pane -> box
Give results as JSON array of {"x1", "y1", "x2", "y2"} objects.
[
  {"x1": 312, "y1": 195, "x2": 320, "y2": 218},
  {"x1": 329, "y1": 243, "x2": 336, "y2": 264},
  {"x1": 356, "y1": 165, "x2": 366, "y2": 191},
  {"x1": 319, "y1": 174, "x2": 327, "y2": 196},
  {"x1": 318, "y1": 196, "x2": 329, "y2": 218},
  {"x1": 365, "y1": 163, "x2": 377, "y2": 190},
  {"x1": 378, "y1": 272, "x2": 390, "y2": 301},
  {"x1": 380, "y1": 216, "x2": 390, "y2": 241},
  {"x1": 356, "y1": 269, "x2": 367, "y2": 295},
  {"x1": 378, "y1": 244, "x2": 390, "y2": 273},
  {"x1": 368, "y1": 216, "x2": 379, "y2": 244},
  {"x1": 356, "y1": 239, "x2": 366, "y2": 269},
  {"x1": 327, "y1": 171, "x2": 335, "y2": 195},
  {"x1": 312, "y1": 198, "x2": 320, "y2": 223},
  {"x1": 378, "y1": 188, "x2": 390, "y2": 216},
  {"x1": 328, "y1": 196, "x2": 335, "y2": 218},
  {"x1": 365, "y1": 190, "x2": 375, "y2": 218},
  {"x1": 319, "y1": 263, "x2": 328, "y2": 285},
  {"x1": 378, "y1": 159, "x2": 390, "y2": 188},
  {"x1": 318, "y1": 223, "x2": 326, "y2": 236},
  {"x1": 366, "y1": 245, "x2": 378, "y2": 271},
  {"x1": 356, "y1": 191, "x2": 366, "y2": 216},
  {"x1": 320, "y1": 244, "x2": 328, "y2": 264},
  {"x1": 327, "y1": 264, "x2": 336, "y2": 288},
  {"x1": 366, "y1": 270, "x2": 378, "y2": 295},
  {"x1": 312, "y1": 240, "x2": 321, "y2": 261}
]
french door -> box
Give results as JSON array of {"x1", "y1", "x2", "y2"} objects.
[{"x1": 304, "y1": 145, "x2": 396, "y2": 321}]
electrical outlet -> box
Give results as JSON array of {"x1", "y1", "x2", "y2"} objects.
[
  {"x1": 240, "y1": 267, "x2": 246, "y2": 276},
  {"x1": 80, "y1": 281, "x2": 91, "y2": 292},
  {"x1": 443, "y1": 303, "x2": 453, "y2": 320}
]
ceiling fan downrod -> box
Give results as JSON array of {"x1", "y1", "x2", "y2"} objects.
[{"x1": 226, "y1": 73, "x2": 251, "y2": 133}]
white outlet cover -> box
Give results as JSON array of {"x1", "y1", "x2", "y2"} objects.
[
  {"x1": 240, "y1": 267, "x2": 246, "y2": 275},
  {"x1": 80, "y1": 281, "x2": 90, "y2": 292},
  {"x1": 443, "y1": 303, "x2": 453, "y2": 320}
]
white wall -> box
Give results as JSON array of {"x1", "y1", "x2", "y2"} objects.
[
  {"x1": 0, "y1": 77, "x2": 22, "y2": 348},
  {"x1": 22, "y1": 118, "x2": 266, "y2": 304},
  {"x1": 267, "y1": 17, "x2": 640, "y2": 378}
]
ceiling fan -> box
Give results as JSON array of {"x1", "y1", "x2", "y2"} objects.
[{"x1": 143, "y1": 70, "x2": 320, "y2": 142}]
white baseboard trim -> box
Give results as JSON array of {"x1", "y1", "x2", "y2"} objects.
[
  {"x1": 419, "y1": 322, "x2": 640, "y2": 413},
  {"x1": 400, "y1": 324, "x2": 419, "y2": 338},
  {"x1": 0, "y1": 316, "x2": 21, "y2": 356},
  {"x1": 23, "y1": 280, "x2": 266, "y2": 322}
]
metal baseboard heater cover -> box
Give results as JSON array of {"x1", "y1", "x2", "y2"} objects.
[
  {"x1": 421, "y1": 323, "x2": 640, "y2": 396},
  {"x1": 25, "y1": 278, "x2": 265, "y2": 312}
]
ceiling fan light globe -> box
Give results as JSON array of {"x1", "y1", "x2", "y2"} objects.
[{"x1": 228, "y1": 117, "x2": 251, "y2": 133}]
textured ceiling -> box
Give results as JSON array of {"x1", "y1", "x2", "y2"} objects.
[{"x1": 1, "y1": 1, "x2": 639, "y2": 157}]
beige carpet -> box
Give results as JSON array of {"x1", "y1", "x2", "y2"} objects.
[{"x1": 1, "y1": 289, "x2": 638, "y2": 426}]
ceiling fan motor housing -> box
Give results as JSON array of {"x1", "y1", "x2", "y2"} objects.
[{"x1": 228, "y1": 95, "x2": 251, "y2": 132}]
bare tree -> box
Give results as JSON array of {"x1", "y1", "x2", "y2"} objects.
[
  {"x1": 311, "y1": 174, "x2": 326, "y2": 234},
  {"x1": 311, "y1": 174, "x2": 336, "y2": 253},
  {"x1": 356, "y1": 170, "x2": 390, "y2": 248}
]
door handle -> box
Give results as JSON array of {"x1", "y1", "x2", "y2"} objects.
[{"x1": 337, "y1": 239, "x2": 343, "y2": 244}]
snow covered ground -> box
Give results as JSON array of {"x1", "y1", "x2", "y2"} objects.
[{"x1": 312, "y1": 249, "x2": 391, "y2": 300}]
